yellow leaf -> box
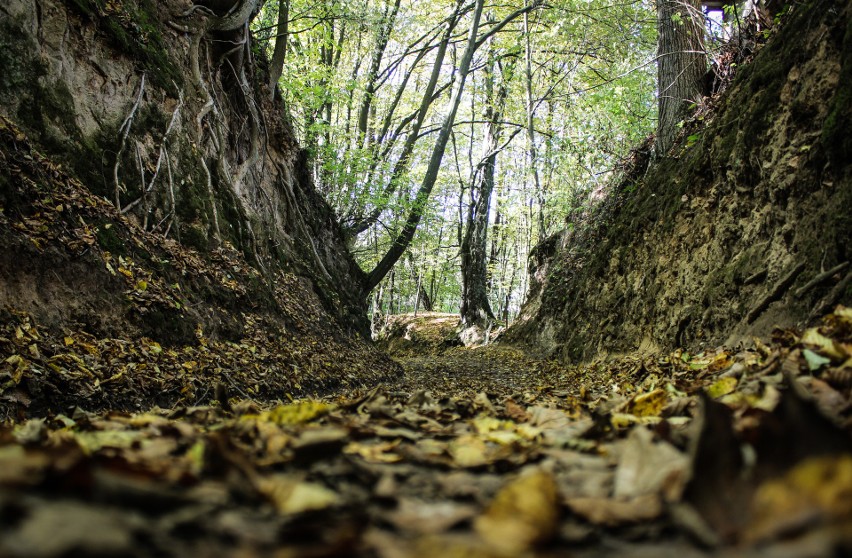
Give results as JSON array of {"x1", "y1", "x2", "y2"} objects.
[
  {"x1": 256, "y1": 475, "x2": 340, "y2": 515},
  {"x1": 118, "y1": 267, "x2": 133, "y2": 278},
  {"x1": 801, "y1": 328, "x2": 847, "y2": 360},
  {"x1": 248, "y1": 400, "x2": 334, "y2": 426},
  {"x1": 626, "y1": 389, "x2": 668, "y2": 417},
  {"x1": 449, "y1": 434, "x2": 491, "y2": 468},
  {"x1": 185, "y1": 440, "x2": 205, "y2": 476},
  {"x1": 706, "y1": 376, "x2": 738, "y2": 399},
  {"x1": 472, "y1": 415, "x2": 515, "y2": 435},
  {"x1": 5, "y1": 354, "x2": 23, "y2": 365},
  {"x1": 831, "y1": 305, "x2": 852, "y2": 325},
  {"x1": 75, "y1": 430, "x2": 143, "y2": 455},
  {"x1": 748, "y1": 455, "x2": 852, "y2": 543},
  {"x1": 343, "y1": 440, "x2": 402, "y2": 463},
  {"x1": 474, "y1": 469, "x2": 560, "y2": 552},
  {"x1": 64, "y1": 336, "x2": 75, "y2": 346},
  {"x1": 135, "y1": 280, "x2": 148, "y2": 291}
]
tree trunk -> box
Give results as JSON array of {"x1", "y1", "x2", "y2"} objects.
[
  {"x1": 656, "y1": 0, "x2": 705, "y2": 156},
  {"x1": 343, "y1": 11, "x2": 460, "y2": 237},
  {"x1": 523, "y1": 7, "x2": 546, "y2": 243},
  {"x1": 460, "y1": 23, "x2": 506, "y2": 328},
  {"x1": 357, "y1": 0, "x2": 403, "y2": 149},
  {"x1": 267, "y1": 0, "x2": 289, "y2": 100},
  {"x1": 362, "y1": 0, "x2": 485, "y2": 295}
]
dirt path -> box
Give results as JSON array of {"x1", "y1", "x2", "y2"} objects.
[{"x1": 1, "y1": 312, "x2": 852, "y2": 557}]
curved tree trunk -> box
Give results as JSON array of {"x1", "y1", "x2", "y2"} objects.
[{"x1": 268, "y1": 0, "x2": 290, "y2": 99}]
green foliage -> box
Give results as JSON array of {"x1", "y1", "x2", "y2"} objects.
[{"x1": 253, "y1": 0, "x2": 657, "y2": 318}]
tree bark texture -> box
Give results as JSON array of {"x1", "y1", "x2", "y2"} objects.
[
  {"x1": 460, "y1": 28, "x2": 506, "y2": 327},
  {"x1": 656, "y1": 0, "x2": 705, "y2": 155}
]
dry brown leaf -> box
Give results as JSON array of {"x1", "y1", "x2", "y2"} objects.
[
  {"x1": 384, "y1": 498, "x2": 477, "y2": 534},
  {"x1": 474, "y1": 468, "x2": 560, "y2": 553},
  {"x1": 255, "y1": 474, "x2": 340, "y2": 515},
  {"x1": 613, "y1": 426, "x2": 689, "y2": 501},
  {"x1": 566, "y1": 493, "x2": 663, "y2": 526}
]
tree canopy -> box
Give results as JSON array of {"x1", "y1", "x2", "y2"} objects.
[{"x1": 253, "y1": 0, "x2": 667, "y2": 323}]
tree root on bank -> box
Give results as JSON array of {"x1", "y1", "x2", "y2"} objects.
[{"x1": 113, "y1": 73, "x2": 145, "y2": 210}]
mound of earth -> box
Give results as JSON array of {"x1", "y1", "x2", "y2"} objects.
[
  {"x1": 506, "y1": 0, "x2": 852, "y2": 361},
  {"x1": 375, "y1": 313, "x2": 464, "y2": 357},
  {"x1": 0, "y1": 116, "x2": 399, "y2": 420}
]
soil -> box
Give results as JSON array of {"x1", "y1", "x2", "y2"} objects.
[{"x1": 507, "y1": 0, "x2": 852, "y2": 361}]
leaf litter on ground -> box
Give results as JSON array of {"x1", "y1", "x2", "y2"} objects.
[{"x1": 1, "y1": 306, "x2": 851, "y2": 557}]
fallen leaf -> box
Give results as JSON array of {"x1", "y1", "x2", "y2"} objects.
[
  {"x1": 613, "y1": 426, "x2": 689, "y2": 501},
  {"x1": 706, "y1": 376, "x2": 738, "y2": 399},
  {"x1": 746, "y1": 454, "x2": 852, "y2": 543},
  {"x1": 803, "y1": 349, "x2": 831, "y2": 371},
  {"x1": 344, "y1": 440, "x2": 403, "y2": 463},
  {"x1": 256, "y1": 475, "x2": 340, "y2": 515},
  {"x1": 625, "y1": 389, "x2": 668, "y2": 417},
  {"x1": 385, "y1": 498, "x2": 477, "y2": 534},
  {"x1": 474, "y1": 468, "x2": 560, "y2": 552},
  {"x1": 566, "y1": 493, "x2": 663, "y2": 526},
  {"x1": 801, "y1": 328, "x2": 847, "y2": 360},
  {"x1": 74, "y1": 430, "x2": 143, "y2": 454}
]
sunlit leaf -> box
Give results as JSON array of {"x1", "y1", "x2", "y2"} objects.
[
  {"x1": 626, "y1": 389, "x2": 667, "y2": 417},
  {"x1": 706, "y1": 376, "x2": 738, "y2": 399},
  {"x1": 74, "y1": 430, "x2": 143, "y2": 454},
  {"x1": 474, "y1": 469, "x2": 560, "y2": 552},
  {"x1": 803, "y1": 349, "x2": 831, "y2": 371},
  {"x1": 256, "y1": 475, "x2": 340, "y2": 515}
]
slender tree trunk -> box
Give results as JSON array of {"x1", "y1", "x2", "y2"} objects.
[
  {"x1": 388, "y1": 268, "x2": 395, "y2": 317},
  {"x1": 362, "y1": 0, "x2": 486, "y2": 295},
  {"x1": 344, "y1": 9, "x2": 461, "y2": 237},
  {"x1": 357, "y1": 0, "x2": 403, "y2": 149},
  {"x1": 460, "y1": 22, "x2": 507, "y2": 327},
  {"x1": 656, "y1": 0, "x2": 705, "y2": 155},
  {"x1": 268, "y1": 0, "x2": 290, "y2": 100},
  {"x1": 523, "y1": 7, "x2": 546, "y2": 242}
]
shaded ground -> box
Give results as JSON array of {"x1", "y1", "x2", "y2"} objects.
[{"x1": 2, "y1": 310, "x2": 851, "y2": 557}]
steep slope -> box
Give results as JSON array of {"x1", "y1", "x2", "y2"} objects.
[
  {"x1": 0, "y1": 0, "x2": 399, "y2": 417},
  {"x1": 507, "y1": 0, "x2": 852, "y2": 361},
  {"x1": 0, "y1": 0, "x2": 372, "y2": 332}
]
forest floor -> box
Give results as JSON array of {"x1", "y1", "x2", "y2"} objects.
[{"x1": 2, "y1": 310, "x2": 852, "y2": 557}]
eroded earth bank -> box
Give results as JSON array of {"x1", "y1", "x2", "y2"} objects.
[{"x1": 1, "y1": 0, "x2": 851, "y2": 556}]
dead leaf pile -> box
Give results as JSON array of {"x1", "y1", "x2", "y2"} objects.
[{"x1": 1, "y1": 307, "x2": 850, "y2": 557}]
